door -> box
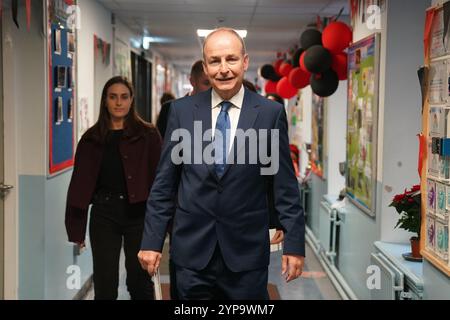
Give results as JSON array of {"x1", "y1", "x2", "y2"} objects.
[{"x1": 131, "y1": 51, "x2": 152, "y2": 122}]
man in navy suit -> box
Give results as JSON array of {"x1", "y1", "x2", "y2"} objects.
[{"x1": 138, "y1": 28, "x2": 305, "y2": 300}]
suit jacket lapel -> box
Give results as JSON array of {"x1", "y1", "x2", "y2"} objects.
[
  {"x1": 221, "y1": 89, "x2": 260, "y2": 179},
  {"x1": 193, "y1": 89, "x2": 219, "y2": 181}
]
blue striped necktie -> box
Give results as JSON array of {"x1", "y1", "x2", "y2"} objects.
[{"x1": 214, "y1": 101, "x2": 232, "y2": 178}]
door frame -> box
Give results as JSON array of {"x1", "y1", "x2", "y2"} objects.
[{"x1": 2, "y1": 16, "x2": 19, "y2": 300}]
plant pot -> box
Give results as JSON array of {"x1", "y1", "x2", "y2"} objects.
[{"x1": 410, "y1": 237, "x2": 422, "y2": 258}]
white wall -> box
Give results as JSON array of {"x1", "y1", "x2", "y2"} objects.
[
  {"x1": 299, "y1": 86, "x2": 312, "y2": 176},
  {"x1": 326, "y1": 81, "x2": 347, "y2": 196},
  {"x1": 379, "y1": 0, "x2": 426, "y2": 242},
  {"x1": 77, "y1": 0, "x2": 113, "y2": 138}
]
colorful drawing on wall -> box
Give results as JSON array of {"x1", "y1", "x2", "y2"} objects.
[
  {"x1": 311, "y1": 94, "x2": 325, "y2": 178},
  {"x1": 346, "y1": 33, "x2": 380, "y2": 216},
  {"x1": 78, "y1": 97, "x2": 91, "y2": 138},
  {"x1": 426, "y1": 215, "x2": 435, "y2": 251}
]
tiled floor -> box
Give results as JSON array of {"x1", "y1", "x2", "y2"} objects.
[{"x1": 84, "y1": 242, "x2": 341, "y2": 300}]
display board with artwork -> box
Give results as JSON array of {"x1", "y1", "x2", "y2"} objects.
[
  {"x1": 311, "y1": 94, "x2": 325, "y2": 178},
  {"x1": 346, "y1": 33, "x2": 380, "y2": 216},
  {"x1": 47, "y1": 0, "x2": 77, "y2": 175},
  {"x1": 422, "y1": 4, "x2": 450, "y2": 276}
]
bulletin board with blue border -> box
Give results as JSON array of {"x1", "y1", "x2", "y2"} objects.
[{"x1": 47, "y1": 0, "x2": 77, "y2": 175}]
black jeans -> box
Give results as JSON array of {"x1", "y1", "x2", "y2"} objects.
[{"x1": 89, "y1": 192, "x2": 154, "y2": 300}]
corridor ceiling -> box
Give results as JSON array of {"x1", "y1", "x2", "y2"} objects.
[{"x1": 98, "y1": 0, "x2": 349, "y2": 78}]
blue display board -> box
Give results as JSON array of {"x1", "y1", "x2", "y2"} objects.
[{"x1": 48, "y1": 15, "x2": 76, "y2": 175}]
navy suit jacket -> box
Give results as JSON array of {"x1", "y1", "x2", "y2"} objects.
[{"x1": 141, "y1": 88, "x2": 305, "y2": 272}]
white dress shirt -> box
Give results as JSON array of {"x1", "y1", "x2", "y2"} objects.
[{"x1": 211, "y1": 85, "x2": 244, "y2": 154}]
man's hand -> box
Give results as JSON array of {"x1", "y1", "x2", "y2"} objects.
[
  {"x1": 270, "y1": 230, "x2": 284, "y2": 244},
  {"x1": 281, "y1": 254, "x2": 304, "y2": 282},
  {"x1": 138, "y1": 250, "x2": 162, "y2": 276}
]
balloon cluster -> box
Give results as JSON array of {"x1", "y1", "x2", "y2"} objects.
[{"x1": 260, "y1": 21, "x2": 352, "y2": 99}]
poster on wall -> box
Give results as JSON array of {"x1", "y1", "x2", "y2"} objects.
[
  {"x1": 114, "y1": 37, "x2": 132, "y2": 80},
  {"x1": 311, "y1": 94, "x2": 325, "y2": 178},
  {"x1": 47, "y1": 0, "x2": 77, "y2": 176},
  {"x1": 346, "y1": 33, "x2": 380, "y2": 216},
  {"x1": 430, "y1": 7, "x2": 445, "y2": 58},
  {"x1": 428, "y1": 60, "x2": 448, "y2": 105}
]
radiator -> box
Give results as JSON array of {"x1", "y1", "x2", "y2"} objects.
[
  {"x1": 319, "y1": 200, "x2": 339, "y2": 265},
  {"x1": 370, "y1": 253, "x2": 404, "y2": 300}
]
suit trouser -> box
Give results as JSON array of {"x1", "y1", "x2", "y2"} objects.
[
  {"x1": 175, "y1": 245, "x2": 269, "y2": 300},
  {"x1": 89, "y1": 193, "x2": 154, "y2": 300}
]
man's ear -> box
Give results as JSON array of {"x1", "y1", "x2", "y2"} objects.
[{"x1": 243, "y1": 54, "x2": 249, "y2": 72}]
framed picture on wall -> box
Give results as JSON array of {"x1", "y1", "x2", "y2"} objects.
[
  {"x1": 55, "y1": 96, "x2": 63, "y2": 124},
  {"x1": 54, "y1": 29, "x2": 62, "y2": 55},
  {"x1": 67, "y1": 97, "x2": 73, "y2": 122},
  {"x1": 311, "y1": 94, "x2": 325, "y2": 179},
  {"x1": 346, "y1": 33, "x2": 381, "y2": 216},
  {"x1": 55, "y1": 65, "x2": 67, "y2": 89},
  {"x1": 67, "y1": 32, "x2": 75, "y2": 58}
]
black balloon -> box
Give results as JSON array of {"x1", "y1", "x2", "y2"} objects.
[
  {"x1": 260, "y1": 64, "x2": 281, "y2": 82},
  {"x1": 292, "y1": 48, "x2": 304, "y2": 68},
  {"x1": 310, "y1": 69, "x2": 339, "y2": 97},
  {"x1": 300, "y1": 29, "x2": 322, "y2": 50},
  {"x1": 304, "y1": 45, "x2": 332, "y2": 74}
]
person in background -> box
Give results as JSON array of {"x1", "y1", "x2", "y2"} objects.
[
  {"x1": 243, "y1": 79, "x2": 257, "y2": 93},
  {"x1": 160, "y1": 92, "x2": 176, "y2": 106},
  {"x1": 139, "y1": 28, "x2": 305, "y2": 300},
  {"x1": 265, "y1": 92, "x2": 284, "y2": 106},
  {"x1": 156, "y1": 60, "x2": 210, "y2": 139},
  {"x1": 156, "y1": 92, "x2": 176, "y2": 139},
  {"x1": 65, "y1": 76, "x2": 162, "y2": 300}
]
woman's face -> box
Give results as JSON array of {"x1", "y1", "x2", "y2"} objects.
[{"x1": 105, "y1": 83, "x2": 133, "y2": 121}]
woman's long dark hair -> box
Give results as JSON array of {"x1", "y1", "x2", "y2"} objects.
[{"x1": 88, "y1": 76, "x2": 149, "y2": 143}]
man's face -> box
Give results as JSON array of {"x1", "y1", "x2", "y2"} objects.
[
  {"x1": 190, "y1": 72, "x2": 211, "y2": 95},
  {"x1": 203, "y1": 31, "x2": 249, "y2": 100}
]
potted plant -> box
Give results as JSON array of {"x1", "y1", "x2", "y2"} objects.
[{"x1": 389, "y1": 184, "x2": 422, "y2": 260}]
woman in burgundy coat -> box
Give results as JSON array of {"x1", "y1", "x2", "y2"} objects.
[{"x1": 65, "y1": 76, "x2": 162, "y2": 299}]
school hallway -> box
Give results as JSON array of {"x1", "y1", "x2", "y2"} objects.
[
  {"x1": 82, "y1": 241, "x2": 341, "y2": 300},
  {"x1": 1, "y1": 0, "x2": 450, "y2": 302}
]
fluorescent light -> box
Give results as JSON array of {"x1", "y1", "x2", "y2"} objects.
[
  {"x1": 143, "y1": 36, "x2": 153, "y2": 50},
  {"x1": 197, "y1": 29, "x2": 247, "y2": 38}
]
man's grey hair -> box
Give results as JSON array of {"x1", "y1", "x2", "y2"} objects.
[{"x1": 202, "y1": 27, "x2": 247, "y2": 60}]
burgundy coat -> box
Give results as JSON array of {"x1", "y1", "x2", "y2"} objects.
[{"x1": 65, "y1": 124, "x2": 162, "y2": 243}]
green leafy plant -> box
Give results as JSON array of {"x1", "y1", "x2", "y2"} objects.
[{"x1": 389, "y1": 184, "x2": 421, "y2": 240}]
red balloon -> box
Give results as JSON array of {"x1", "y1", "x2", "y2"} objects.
[
  {"x1": 288, "y1": 67, "x2": 310, "y2": 89},
  {"x1": 331, "y1": 52, "x2": 348, "y2": 80},
  {"x1": 277, "y1": 77, "x2": 298, "y2": 99},
  {"x1": 279, "y1": 62, "x2": 293, "y2": 77},
  {"x1": 265, "y1": 80, "x2": 278, "y2": 94},
  {"x1": 273, "y1": 59, "x2": 284, "y2": 76},
  {"x1": 322, "y1": 22, "x2": 352, "y2": 53},
  {"x1": 299, "y1": 52, "x2": 308, "y2": 73}
]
